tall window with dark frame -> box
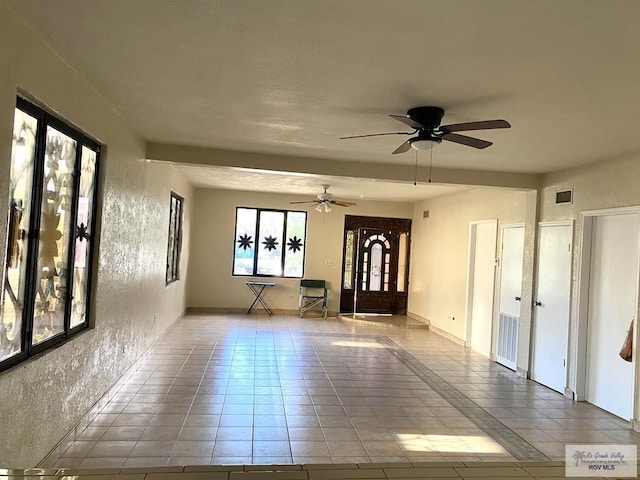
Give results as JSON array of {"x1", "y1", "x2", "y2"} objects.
[
  {"x1": 233, "y1": 207, "x2": 307, "y2": 278},
  {"x1": 0, "y1": 97, "x2": 100, "y2": 371},
  {"x1": 165, "y1": 192, "x2": 183, "y2": 284}
]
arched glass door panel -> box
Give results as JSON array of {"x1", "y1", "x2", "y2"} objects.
[{"x1": 361, "y1": 233, "x2": 391, "y2": 292}]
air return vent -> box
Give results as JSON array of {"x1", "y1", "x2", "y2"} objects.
[
  {"x1": 423, "y1": 210, "x2": 430, "y2": 219},
  {"x1": 496, "y1": 313, "x2": 518, "y2": 370},
  {"x1": 555, "y1": 189, "x2": 573, "y2": 205}
]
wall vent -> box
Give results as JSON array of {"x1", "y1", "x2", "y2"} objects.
[
  {"x1": 496, "y1": 313, "x2": 518, "y2": 370},
  {"x1": 555, "y1": 189, "x2": 573, "y2": 205},
  {"x1": 423, "y1": 210, "x2": 430, "y2": 219}
]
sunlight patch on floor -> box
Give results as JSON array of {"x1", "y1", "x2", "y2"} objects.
[{"x1": 395, "y1": 433, "x2": 508, "y2": 454}]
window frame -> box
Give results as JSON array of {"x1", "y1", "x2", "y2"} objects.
[
  {"x1": 165, "y1": 191, "x2": 183, "y2": 285},
  {"x1": 0, "y1": 96, "x2": 101, "y2": 372},
  {"x1": 232, "y1": 206, "x2": 307, "y2": 278}
]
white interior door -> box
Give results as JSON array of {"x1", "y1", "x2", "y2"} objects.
[
  {"x1": 586, "y1": 213, "x2": 639, "y2": 419},
  {"x1": 531, "y1": 223, "x2": 572, "y2": 393},
  {"x1": 468, "y1": 221, "x2": 498, "y2": 358},
  {"x1": 496, "y1": 225, "x2": 525, "y2": 369}
]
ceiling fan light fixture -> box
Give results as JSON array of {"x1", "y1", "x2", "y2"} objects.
[
  {"x1": 290, "y1": 185, "x2": 355, "y2": 211},
  {"x1": 315, "y1": 202, "x2": 331, "y2": 213},
  {"x1": 316, "y1": 202, "x2": 331, "y2": 213},
  {"x1": 410, "y1": 138, "x2": 439, "y2": 151}
]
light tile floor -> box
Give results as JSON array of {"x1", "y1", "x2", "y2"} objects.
[
  {"x1": 4, "y1": 461, "x2": 625, "y2": 480},
  {"x1": 41, "y1": 314, "x2": 640, "y2": 468}
]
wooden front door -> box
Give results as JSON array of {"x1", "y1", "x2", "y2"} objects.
[{"x1": 340, "y1": 215, "x2": 411, "y2": 315}]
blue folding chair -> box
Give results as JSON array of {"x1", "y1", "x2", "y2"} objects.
[{"x1": 298, "y1": 279, "x2": 328, "y2": 319}]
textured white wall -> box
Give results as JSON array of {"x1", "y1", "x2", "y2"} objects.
[
  {"x1": 0, "y1": 4, "x2": 192, "y2": 467},
  {"x1": 408, "y1": 188, "x2": 529, "y2": 342},
  {"x1": 541, "y1": 156, "x2": 640, "y2": 402},
  {"x1": 187, "y1": 188, "x2": 412, "y2": 313}
]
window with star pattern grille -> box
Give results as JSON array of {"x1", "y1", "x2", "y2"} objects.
[
  {"x1": 0, "y1": 97, "x2": 100, "y2": 372},
  {"x1": 233, "y1": 207, "x2": 307, "y2": 278}
]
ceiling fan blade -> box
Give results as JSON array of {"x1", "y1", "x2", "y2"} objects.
[
  {"x1": 289, "y1": 201, "x2": 320, "y2": 205},
  {"x1": 340, "y1": 131, "x2": 414, "y2": 140},
  {"x1": 442, "y1": 133, "x2": 492, "y2": 149},
  {"x1": 389, "y1": 114, "x2": 424, "y2": 129},
  {"x1": 392, "y1": 139, "x2": 413, "y2": 154},
  {"x1": 441, "y1": 119, "x2": 511, "y2": 133},
  {"x1": 329, "y1": 200, "x2": 357, "y2": 207}
]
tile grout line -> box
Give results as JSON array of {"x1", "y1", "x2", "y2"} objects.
[
  {"x1": 253, "y1": 330, "x2": 293, "y2": 463},
  {"x1": 275, "y1": 330, "x2": 295, "y2": 463},
  {"x1": 47, "y1": 324, "x2": 564, "y2": 463},
  {"x1": 299, "y1": 331, "x2": 548, "y2": 461},
  {"x1": 307, "y1": 331, "x2": 366, "y2": 463},
  {"x1": 377, "y1": 334, "x2": 549, "y2": 461},
  {"x1": 37, "y1": 315, "x2": 640, "y2": 473},
  {"x1": 188, "y1": 336, "x2": 220, "y2": 465}
]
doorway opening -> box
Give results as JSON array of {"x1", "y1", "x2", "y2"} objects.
[
  {"x1": 576, "y1": 207, "x2": 640, "y2": 421},
  {"x1": 464, "y1": 220, "x2": 498, "y2": 358}
]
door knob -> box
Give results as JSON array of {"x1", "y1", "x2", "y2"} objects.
[
  {"x1": 534, "y1": 301, "x2": 542, "y2": 307},
  {"x1": 515, "y1": 296, "x2": 521, "y2": 301}
]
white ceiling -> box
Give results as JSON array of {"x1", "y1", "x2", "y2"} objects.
[
  {"x1": 164, "y1": 163, "x2": 470, "y2": 202},
  {"x1": 7, "y1": 0, "x2": 640, "y2": 199}
]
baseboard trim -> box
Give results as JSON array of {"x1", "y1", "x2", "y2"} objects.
[
  {"x1": 516, "y1": 367, "x2": 528, "y2": 378},
  {"x1": 186, "y1": 307, "x2": 338, "y2": 318},
  {"x1": 426, "y1": 323, "x2": 465, "y2": 346},
  {"x1": 187, "y1": 307, "x2": 248, "y2": 314},
  {"x1": 406, "y1": 311, "x2": 431, "y2": 326}
]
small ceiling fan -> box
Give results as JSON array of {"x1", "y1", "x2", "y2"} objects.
[
  {"x1": 341, "y1": 106, "x2": 511, "y2": 154},
  {"x1": 290, "y1": 185, "x2": 356, "y2": 212}
]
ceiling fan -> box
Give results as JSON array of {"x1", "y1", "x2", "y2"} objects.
[
  {"x1": 290, "y1": 185, "x2": 356, "y2": 213},
  {"x1": 341, "y1": 106, "x2": 511, "y2": 154}
]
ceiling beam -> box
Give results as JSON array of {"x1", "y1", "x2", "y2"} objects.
[{"x1": 147, "y1": 142, "x2": 542, "y2": 190}]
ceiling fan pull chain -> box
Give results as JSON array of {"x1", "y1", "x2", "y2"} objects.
[
  {"x1": 414, "y1": 149, "x2": 418, "y2": 186},
  {"x1": 428, "y1": 142, "x2": 433, "y2": 183}
]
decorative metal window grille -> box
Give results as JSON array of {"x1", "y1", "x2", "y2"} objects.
[
  {"x1": 343, "y1": 230, "x2": 355, "y2": 289},
  {"x1": 233, "y1": 207, "x2": 307, "y2": 278},
  {"x1": 166, "y1": 192, "x2": 183, "y2": 284},
  {"x1": 0, "y1": 97, "x2": 100, "y2": 372}
]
